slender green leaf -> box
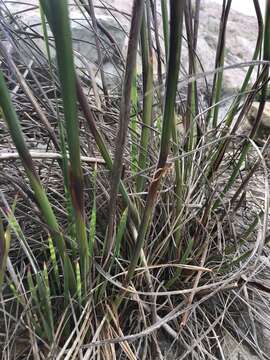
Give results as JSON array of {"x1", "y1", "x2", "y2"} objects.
[{"x1": 40, "y1": 0, "x2": 89, "y2": 284}]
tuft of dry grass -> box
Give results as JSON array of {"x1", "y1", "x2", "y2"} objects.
[{"x1": 0, "y1": 1, "x2": 270, "y2": 359}]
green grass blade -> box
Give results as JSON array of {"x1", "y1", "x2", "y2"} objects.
[
  {"x1": 126, "y1": 0, "x2": 185, "y2": 284},
  {"x1": 89, "y1": 165, "x2": 97, "y2": 259},
  {"x1": 114, "y1": 208, "x2": 128, "y2": 259},
  {"x1": 0, "y1": 71, "x2": 57, "y2": 237},
  {"x1": 131, "y1": 68, "x2": 138, "y2": 175},
  {"x1": 39, "y1": 1, "x2": 76, "y2": 243},
  {"x1": 161, "y1": 0, "x2": 169, "y2": 62},
  {"x1": 136, "y1": 2, "x2": 154, "y2": 193},
  {"x1": 40, "y1": 0, "x2": 89, "y2": 284},
  {"x1": 0, "y1": 217, "x2": 10, "y2": 291},
  {"x1": 171, "y1": 117, "x2": 183, "y2": 249},
  {"x1": 1, "y1": 199, "x2": 39, "y2": 274},
  {"x1": 208, "y1": 1, "x2": 232, "y2": 128},
  {"x1": 40, "y1": 263, "x2": 54, "y2": 341},
  {"x1": 27, "y1": 269, "x2": 52, "y2": 341},
  {"x1": 104, "y1": 0, "x2": 144, "y2": 259},
  {"x1": 48, "y1": 236, "x2": 60, "y2": 291},
  {"x1": 76, "y1": 261, "x2": 82, "y2": 305}
]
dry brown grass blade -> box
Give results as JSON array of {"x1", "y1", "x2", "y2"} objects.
[
  {"x1": 106, "y1": 304, "x2": 137, "y2": 360},
  {"x1": 104, "y1": 0, "x2": 144, "y2": 262},
  {"x1": 180, "y1": 238, "x2": 210, "y2": 327},
  {"x1": 0, "y1": 151, "x2": 105, "y2": 164},
  {"x1": 0, "y1": 41, "x2": 60, "y2": 152},
  {"x1": 55, "y1": 302, "x2": 92, "y2": 360}
]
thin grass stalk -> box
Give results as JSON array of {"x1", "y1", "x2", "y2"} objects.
[
  {"x1": 131, "y1": 68, "x2": 139, "y2": 175},
  {"x1": 48, "y1": 236, "x2": 60, "y2": 292},
  {"x1": 76, "y1": 80, "x2": 113, "y2": 168},
  {"x1": 0, "y1": 217, "x2": 9, "y2": 291},
  {"x1": 88, "y1": 164, "x2": 97, "y2": 262},
  {"x1": 36, "y1": 264, "x2": 54, "y2": 341},
  {"x1": 27, "y1": 269, "x2": 48, "y2": 340},
  {"x1": 176, "y1": 6, "x2": 198, "y2": 252},
  {"x1": 126, "y1": 0, "x2": 185, "y2": 284},
  {"x1": 113, "y1": 208, "x2": 128, "y2": 259},
  {"x1": 176, "y1": 5, "x2": 198, "y2": 257},
  {"x1": 262, "y1": 0, "x2": 270, "y2": 97},
  {"x1": 194, "y1": 0, "x2": 201, "y2": 50},
  {"x1": 76, "y1": 261, "x2": 82, "y2": 305},
  {"x1": 150, "y1": 0, "x2": 163, "y2": 101},
  {"x1": 104, "y1": 0, "x2": 144, "y2": 261},
  {"x1": 161, "y1": 0, "x2": 186, "y2": 250},
  {"x1": 212, "y1": 1, "x2": 232, "y2": 127},
  {"x1": 161, "y1": 0, "x2": 169, "y2": 62},
  {"x1": 1, "y1": 199, "x2": 38, "y2": 274},
  {"x1": 150, "y1": 1, "x2": 164, "y2": 133},
  {"x1": 208, "y1": 0, "x2": 232, "y2": 128},
  {"x1": 184, "y1": 2, "x2": 199, "y2": 150},
  {"x1": 40, "y1": 0, "x2": 89, "y2": 283},
  {"x1": 59, "y1": 119, "x2": 77, "y2": 242},
  {"x1": 168, "y1": 2, "x2": 187, "y2": 251},
  {"x1": 43, "y1": 263, "x2": 54, "y2": 332},
  {"x1": 39, "y1": 3, "x2": 66, "y2": 169},
  {"x1": 171, "y1": 113, "x2": 183, "y2": 251},
  {"x1": 136, "y1": 2, "x2": 154, "y2": 193},
  {"x1": 190, "y1": 0, "x2": 202, "y2": 139},
  {"x1": 169, "y1": 3, "x2": 190, "y2": 251}
]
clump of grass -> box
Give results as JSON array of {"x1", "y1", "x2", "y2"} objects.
[{"x1": 0, "y1": 0, "x2": 270, "y2": 359}]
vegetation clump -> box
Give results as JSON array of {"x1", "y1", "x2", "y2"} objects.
[{"x1": 0, "y1": 0, "x2": 270, "y2": 359}]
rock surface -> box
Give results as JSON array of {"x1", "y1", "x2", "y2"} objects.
[
  {"x1": 198, "y1": 1, "x2": 258, "y2": 93},
  {"x1": 222, "y1": 333, "x2": 261, "y2": 360},
  {"x1": 1, "y1": 0, "x2": 259, "y2": 93},
  {"x1": 1, "y1": 0, "x2": 129, "y2": 90},
  {"x1": 237, "y1": 102, "x2": 270, "y2": 145}
]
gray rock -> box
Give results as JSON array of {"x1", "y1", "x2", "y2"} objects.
[
  {"x1": 195, "y1": 1, "x2": 258, "y2": 94},
  {"x1": 222, "y1": 333, "x2": 261, "y2": 360},
  {"x1": 71, "y1": 14, "x2": 127, "y2": 65},
  {"x1": 221, "y1": 303, "x2": 270, "y2": 360},
  {"x1": 238, "y1": 101, "x2": 270, "y2": 145},
  {"x1": 248, "y1": 102, "x2": 270, "y2": 128},
  {"x1": 1, "y1": 0, "x2": 128, "y2": 90},
  {"x1": 2, "y1": 0, "x2": 260, "y2": 94}
]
